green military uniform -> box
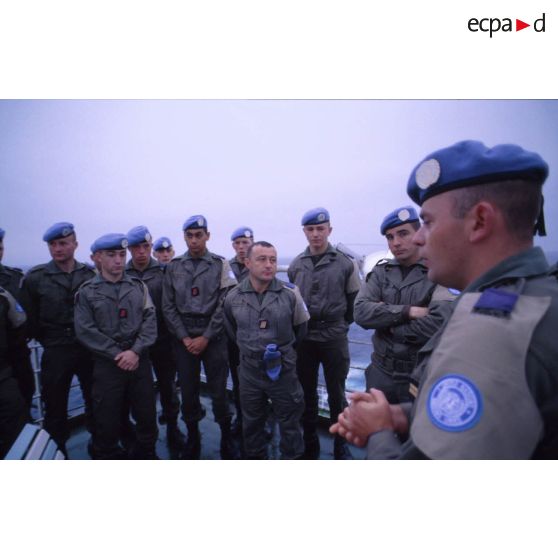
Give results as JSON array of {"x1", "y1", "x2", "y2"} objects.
[
  {"x1": 228, "y1": 256, "x2": 250, "y2": 429},
  {"x1": 287, "y1": 243, "x2": 361, "y2": 458},
  {"x1": 0, "y1": 263, "x2": 24, "y2": 299},
  {"x1": 0, "y1": 263, "x2": 34, "y2": 411},
  {"x1": 229, "y1": 257, "x2": 250, "y2": 283},
  {"x1": 0, "y1": 287, "x2": 28, "y2": 458},
  {"x1": 162, "y1": 249, "x2": 237, "y2": 441},
  {"x1": 22, "y1": 260, "x2": 96, "y2": 450},
  {"x1": 126, "y1": 258, "x2": 180, "y2": 426},
  {"x1": 74, "y1": 274, "x2": 158, "y2": 459},
  {"x1": 366, "y1": 248, "x2": 558, "y2": 459},
  {"x1": 224, "y1": 277, "x2": 309, "y2": 459},
  {"x1": 354, "y1": 259, "x2": 455, "y2": 403}
]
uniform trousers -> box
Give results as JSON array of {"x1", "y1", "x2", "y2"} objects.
[
  {"x1": 0, "y1": 368, "x2": 27, "y2": 458},
  {"x1": 40, "y1": 344, "x2": 94, "y2": 448},
  {"x1": 92, "y1": 355, "x2": 158, "y2": 458},
  {"x1": 149, "y1": 337, "x2": 180, "y2": 424},
  {"x1": 173, "y1": 336, "x2": 231, "y2": 424},
  {"x1": 239, "y1": 357, "x2": 304, "y2": 459},
  {"x1": 296, "y1": 337, "x2": 350, "y2": 431},
  {"x1": 227, "y1": 340, "x2": 242, "y2": 417},
  {"x1": 365, "y1": 360, "x2": 413, "y2": 404}
]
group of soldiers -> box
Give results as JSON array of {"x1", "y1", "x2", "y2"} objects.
[{"x1": 1, "y1": 138, "x2": 557, "y2": 459}]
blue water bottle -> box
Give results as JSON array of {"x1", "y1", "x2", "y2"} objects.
[{"x1": 263, "y1": 344, "x2": 282, "y2": 381}]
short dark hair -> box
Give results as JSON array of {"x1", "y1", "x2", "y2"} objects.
[
  {"x1": 246, "y1": 241, "x2": 274, "y2": 259},
  {"x1": 449, "y1": 179, "x2": 543, "y2": 242}
]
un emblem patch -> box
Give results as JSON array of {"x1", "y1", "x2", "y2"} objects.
[{"x1": 427, "y1": 374, "x2": 482, "y2": 432}]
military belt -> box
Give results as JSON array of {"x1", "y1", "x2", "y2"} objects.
[
  {"x1": 373, "y1": 353, "x2": 415, "y2": 377},
  {"x1": 183, "y1": 316, "x2": 211, "y2": 328},
  {"x1": 308, "y1": 317, "x2": 344, "y2": 330},
  {"x1": 117, "y1": 339, "x2": 135, "y2": 350}
]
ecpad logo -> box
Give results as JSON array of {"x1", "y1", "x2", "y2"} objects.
[{"x1": 468, "y1": 13, "x2": 546, "y2": 37}]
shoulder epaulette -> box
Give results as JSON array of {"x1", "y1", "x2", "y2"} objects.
[
  {"x1": 335, "y1": 246, "x2": 355, "y2": 260},
  {"x1": 375, "y1": 258, "x2": 390, "y2": 267},
  {"x1": 212, "y1": 253, "x2": 226, "y2": 261},
  {"x1": 283, "y1": 281, "x2": 296, "y2": 289},
  {"x1": 27, "y1": 264, "x2": 48, "y2": 275},
  {"x1": 79, "y1": 278, "x2": 95, "y2": 290},
  {"x1": 3, "y1": 265, "x2": 23, "y2": 275}
]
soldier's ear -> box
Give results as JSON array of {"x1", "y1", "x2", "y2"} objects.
[{"x1": 206, "y1": 231, "x2": 211, "y2": 240}]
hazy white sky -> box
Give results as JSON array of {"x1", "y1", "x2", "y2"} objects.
[{"x1": 1, "y1": 99, "x2": 557, "y2": 266}]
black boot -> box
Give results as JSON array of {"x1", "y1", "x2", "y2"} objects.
[
  {"x1": 182, "y1": 421, "x2": 201, "y2": 459},
  {"x1": 219, "y1": 418, "x2": 240, "y2": 460},
  {"x1": 231, "y1": 414, "x2": 243, "y2": 438},
  {"x1": 166, "y1": 421, "x2": 186, "y2": 450},
  {"x1": 303, "y1": 431, "x2": 320, "y2": 460},
  {"x1": 333, "y1": 436, "x2": 353, "y2": 460}
]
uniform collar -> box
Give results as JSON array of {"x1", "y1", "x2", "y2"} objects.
[
  {"x1": 46, "y1": 259, "x2": 84, "y2": 274},
  {"x1": 239, "y1": 276, "x2": 282, "y2": 293},
  {"x1": 465, "y1": 246, "x2": 549, "y2": 293},
  {"x1": 184, "y1": 249, "x2": 212, "y2": 262},
  {"x1": 302, "y1": 243, "x2": 336, "y2": 258},
  {"x1": 126, "y1": 257, "x2": 159, "y2": 272},
  {"x1": 387, "y1": 257, "x2": 427, "y2": 270},
  {"x1": 93, "y1": 272, "x2": 134, "y2": 285}
]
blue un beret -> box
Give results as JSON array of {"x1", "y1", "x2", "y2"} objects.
[
  {"x1": 301, "y1": 207, "x2": 330, "y2": 226},
  {"x1": 127, "y1": 225, "x2": 152, "y2": 246},
  {"x1": 43, "y1": 222, "x2": 75, "y2": 242},
  {"x1": 183, "y1": 215, "x2": 208, "y2": 231},
  {"x1": 93, "y1": 233, "x2": 128, "y2": 251},
  {"x1": 231, "y1": 226, "x2": 254, "y2": 241},
  {"x1": 380, "y1": 206, "x2": 419, "y2": 235},
  {"x1": 153, "y1": 236, "x2": 173, "y2": 251},
  {"x1": 0, "y1": 228, "x2": 5, "y2": 240},
  {"x1": 407, "y1": 140, "x2": 549, "y2": 206}
]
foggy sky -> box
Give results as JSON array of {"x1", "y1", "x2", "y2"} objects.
[{"x1": 1, "y1": 100, "x2": 557, "y2": 267}]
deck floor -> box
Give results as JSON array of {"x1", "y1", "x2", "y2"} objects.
[{"x1": 65, "y1": 392, "x2": 366, "y2": 460}]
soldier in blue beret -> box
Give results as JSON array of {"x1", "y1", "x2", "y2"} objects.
[
  {"x1": 224, "y1": 241, "x2": 310, "y2": 459},
  {"x1": 227, "y1": 226, "x2": 255, "y2": 436},
  {"x1": 153, "y1": 237, "x2": 175, "y2": 266},
  {"x1": 300, "y1": 207, "x2": 330, "y2": 226},
  {"x1": 333, "y1": 140, "x2": 558, "y2": 460},
  {"x1": 162, "y1": 215, "x2": 238, "y2": 459},
  {"x1": 354, "y1": 206, "x2": 455, "y2": 405},
  {"x1": 75, "y1": 233, "x2": 159, "y2": 459},
  {"x1": 125, "y1": 226, "x2": 183, "y2": 450},
  {"x1": 21, "y1": 222, "x2": 96, "y2": 455},
  {"x1": 89, "y1": 239, "x2": 102, "y2": 273},
  {"x1": 288, "y1": 208, "x2": 361, "y2": 459}
]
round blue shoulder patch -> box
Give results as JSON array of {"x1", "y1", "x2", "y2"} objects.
[{"x1": 427, "y1": 374, "x2": 483, "y2": 432}]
